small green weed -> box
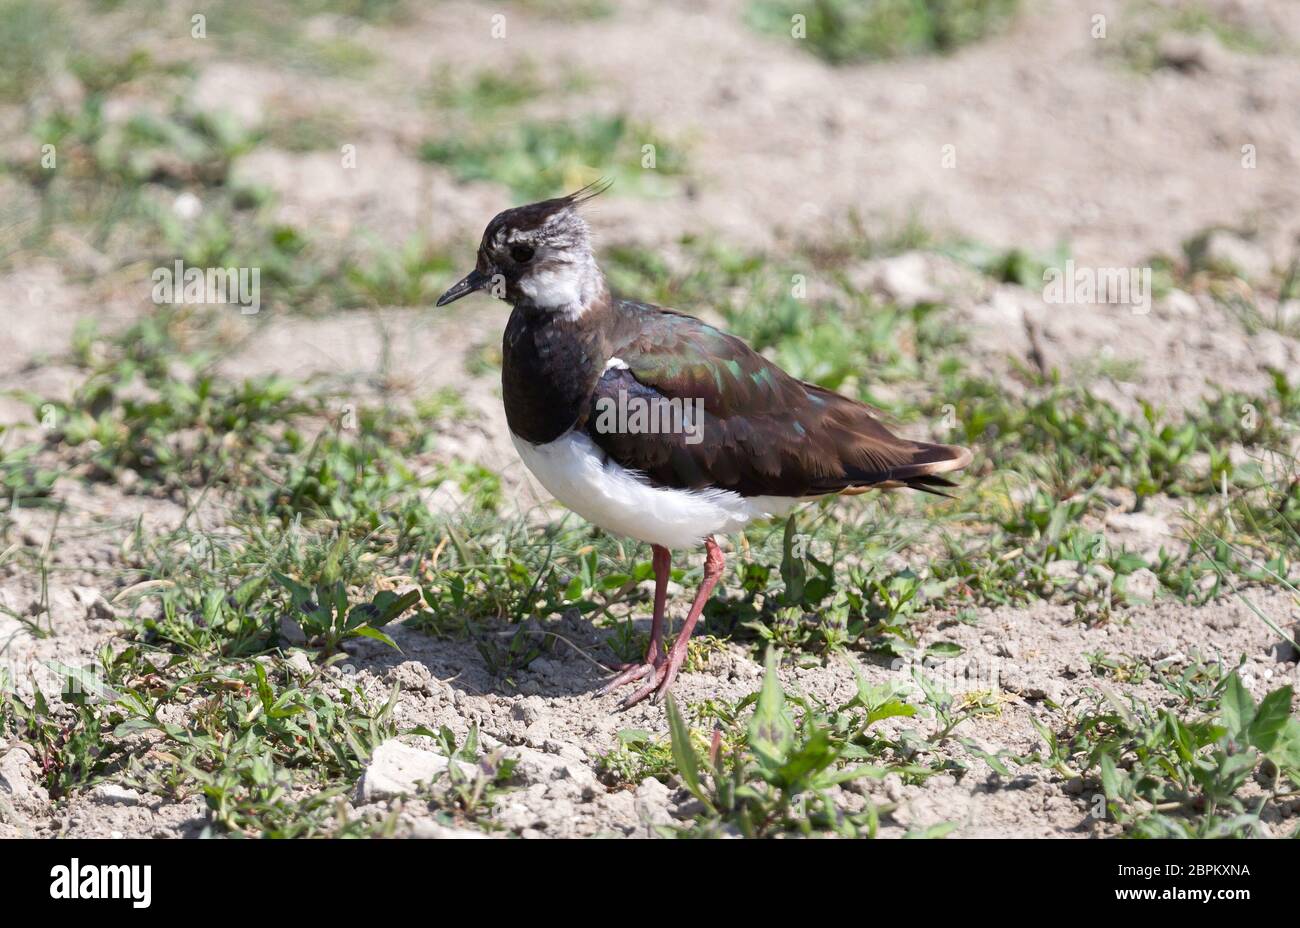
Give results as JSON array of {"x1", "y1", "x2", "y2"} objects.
[
  {"x1": 747, "y1": 0, "x2": 1020, "y2": 65},
  {"x1": 1113, "y1": 0, "x2": 1276, "y2": 74},
  {"x1": 1052, "y1": 670, "x2": 1300, "y2": 836},
  {"x1": 419, "y1": 114, "x2": 684, "y2": 201}
]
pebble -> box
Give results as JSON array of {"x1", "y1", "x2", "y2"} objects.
[
  {"x1": 285, "y1": 651, "x2": 313, "y2": 677},
  {"x1": 1124, "y1": 568, "x2": 1160, "y2": 603},
  {"x1": 1105, "y1": 512, "x2": 1170, "y2": 539},
  {"x1": 0, "y1": 748, "x2": 48, "y2": 809},
  {"x1": 633, "y1": 777, "x2": 674, "y2": 830},
  {"x1": 512, "y1": 695, "x2": 546, "y2": 724},
  {"x1": 89, "y1": 783, "x2": 144, "y2": 806},
  {"x1": 1198, "y1": 230, "x2": 1271, "y2": 281},
  {"x1": 863, "y1": 253, "x2": 944, "y2": 308},
  {"x1": 1161, "y1": 288, "x2": 1201, "y2": 318},
  {"x1": 1156, "y1": 32, "x2": 1225, "y2": 73},
  {"x1": 357, "y1": 740, "x2": 475, "y2": 802}
]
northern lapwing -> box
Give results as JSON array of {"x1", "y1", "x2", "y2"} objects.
[{"x1": 437, "y1": 182, "x2": 972, "y2": 708}]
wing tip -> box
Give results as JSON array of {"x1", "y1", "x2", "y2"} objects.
[
  {"x1": 913, "y1": 442, "x2": 973, "y2": 476},
  {"x1": 902, "y1": 442, "x2": 972, "y2": 497}
]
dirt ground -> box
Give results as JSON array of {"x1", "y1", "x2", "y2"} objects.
[{"x1": 2, "y1": 0, "x2": 1299, "y2": 837}]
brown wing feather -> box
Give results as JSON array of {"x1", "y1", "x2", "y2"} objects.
[{"x1": 583, "y1": 303, "x2": 971, "y2": 498}]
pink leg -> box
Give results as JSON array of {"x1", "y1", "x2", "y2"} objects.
[
  {"x1": 598, "y1": 545, "x2": 671, "y2": 695},
  {"x1": 620, "y1": 537, "x2": 724, "y2": 710}
]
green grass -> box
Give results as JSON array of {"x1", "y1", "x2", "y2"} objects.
[
  {"x1": 599, "y1": 651, "x2": 1016, "y2": 836},
  {"x1": 1113, "y1": 0, "x2": 1277, "y2": 74},
  {"x1": 1, "y1": 651, "x2": 407, "y2": 835},
  {"x1": 260, "y1": 109, "x2": 361, "y2": 153},
  {"x1": 0, "y1": 354, "x2": 522, "y2": 834},
  {"x1": 1040, "y1": 666, "x2": 1300, "y2": 837},
  {"x1": 661, "y1": 658, "x2": 886, "y2": 837},
  {"x1": 0, "y1": 0, "x2": 70, "y2": 101},
  {"x1": 0, "y1": 439, "x2": 59, "y2": 508},
  {"x1": 7, "y1": 85, "x2": 293, "y2": 278},
  {"x1": 202, "y1": 0, "x2": 396, "y2": 76},
  {"x1": 341, "y1": 236, "x2": 459, "y2": 307},
  {"x1": 424, "y1": 59, "x2": 589, "y2": 118},
  {"x1": 747, "y1": 0, "x2": 1020, "y2": 65},
  {"x1": 3, "y1": 75, "x2": 467, "y2": 310},
  {"x1": 501, "y1": 0, "x2": 612, "y2": 20},
  {"x1": 419, "y1": 114, "x2": 685, "y2": 201},
  {"x1": 426, "y1": 62, "x2": 547, "y2": 114},
  {"x1": 25, "y1": 311, "x2": 308, "y2": 489},
  {"x1": 609, "y1": 653, "x2": 897, "y2": 836},
  {"x1": 944, "y1": 239, "x2": 1072, "y2": 289}
]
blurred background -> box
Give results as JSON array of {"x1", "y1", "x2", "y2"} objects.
[{"x1": 2, "y1": 1, "x2": 1298, "y2": 419}]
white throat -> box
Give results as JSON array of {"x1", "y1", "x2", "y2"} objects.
[{"x1": 517, "y1": 253, "x2": 605, "y2": 317}]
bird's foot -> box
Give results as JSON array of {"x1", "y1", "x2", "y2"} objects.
[
  {"x1": 599, "y1": 645, "x2": 687, "y2": 710},
  {"x1": 598, "y1": 538, "x2": 720, "y2": 711},
  {"x1": 597, "y1": 655, "x2": 661, "y2": 697},
  {"x1": 599, "y1": 636, "x2": 664, "y2": 699}
]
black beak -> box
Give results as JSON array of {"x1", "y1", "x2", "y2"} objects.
[{"x1": 436, "y1": 269, "x2": 488, "y2": 307}]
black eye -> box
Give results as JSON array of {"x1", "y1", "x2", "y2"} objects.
[{"x1": 510, "y1": 244, "x2": 535, "y2": 263}]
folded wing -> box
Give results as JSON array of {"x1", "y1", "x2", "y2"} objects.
[{"x1": 582, "y1": 304, "x2": 971, "y2": 498}]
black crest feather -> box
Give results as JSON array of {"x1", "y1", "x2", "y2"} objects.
[{"x1": 563, "y1": 177, "x2": 613, "y2": 207}]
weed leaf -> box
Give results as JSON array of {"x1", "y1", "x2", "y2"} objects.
[{"x1": 665, "y1": 694, "x2": 709, "y2": 809}]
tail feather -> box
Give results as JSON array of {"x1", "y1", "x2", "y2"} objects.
[
  {"x1": 909, "y1": 473, "x2": 958, "y2": 487},
  {"x1": 903, "y1": 475, "x2": 958, "y2": 498},
  {"x1": 826, "y1": 440, "x2": 972, "y2": 497}
]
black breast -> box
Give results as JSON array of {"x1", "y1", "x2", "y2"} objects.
[{"x1": 501, "y1": 305, "x2": 608, "y2": 444}]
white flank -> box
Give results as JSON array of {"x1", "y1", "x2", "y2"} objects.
[{"x1": 511, "y1": 430, "x2": 798, "y2": 549}]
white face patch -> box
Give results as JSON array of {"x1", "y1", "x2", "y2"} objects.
[
  {"x1": 518, "y1": 262, "x2": 584, "y2": 308},
  {"x1": 517, "y1": 252, "x2": 604, "y2": 315}
]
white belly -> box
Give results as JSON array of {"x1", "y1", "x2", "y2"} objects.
[{"x1": 511, "y1": 430, "x2": 799, "y2": 550}]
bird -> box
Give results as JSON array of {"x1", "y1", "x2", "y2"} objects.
[{"x1": 436, "y1": 181, "x2": 972, "y2": 709}]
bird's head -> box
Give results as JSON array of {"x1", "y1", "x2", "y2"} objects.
[{"x1": 436, "y1": 180, "x2": 610, "y2": 314}]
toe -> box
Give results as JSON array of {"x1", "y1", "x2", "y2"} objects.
[
  {"x1": 597, "y1": 662, "x2": 653, "y2": 696},
  {"x1": 650, "y1": 652, "x2": 688, "y2": 705},
  {"x1": 619, "y1": 665, "x2": 669, "y2": 710}
]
